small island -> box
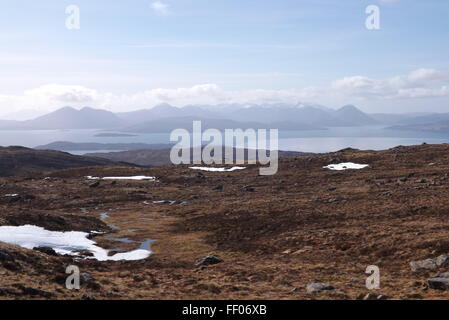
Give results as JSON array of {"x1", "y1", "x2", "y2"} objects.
[{"x1": 94, "y1": 133, "x2": 138, "y2": 137}]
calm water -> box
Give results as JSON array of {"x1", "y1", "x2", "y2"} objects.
[{"x1": 1, "y1": 126, "x2": 448, "y2": 154}]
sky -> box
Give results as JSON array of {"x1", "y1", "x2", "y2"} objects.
[{"x1": 0, "y1": 0, "x2": 448, "y2": 118}]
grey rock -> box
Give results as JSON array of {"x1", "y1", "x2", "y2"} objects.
[
  {"x1": 81, "y1": 272, "x2": 94, "y2": 282},
  {"x1": 436, "y1": 255, "x2": 449, "y2": 267},
  {"x1": 242, "y1": 185, "x2": 255, "y2": 192},
  {"x1": 428, "y1": 273, "x2": 449, "y2": 290},
  {"x1": 195, "y1": 172, "x2": 205, "y2": 180},
  {"x1": 34, "y1": 246, "x2": 58, "y2": 256},
  {"x1": 89, "y1": 181, "x2": 100, "y2": 188},
  {"x1": 306, "y1": 282, "x2": 334, "y2": 294},
  {"x1": 397, "y1": 177, "x2": 408, "y2": 184},
  {"x1": 410, "y1": 258, "x2": 437, "y2": 271},
  {"x1": 195, "y1": 255, "x2": 223, "y2": 267}
]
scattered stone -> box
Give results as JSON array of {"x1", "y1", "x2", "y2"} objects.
[
  {"x1": 242, "y1": 185, "x2": 255, "y2": 192},
  {"x1": 363, "y1": 292, "x2": 388, "y2": 300},
  {"x1": 436, "y1": 255, "x2": 449, "y2": 267},
  {"x1": 428, "y1": 273, "x2": 449, "y2": 290},
  {"x1": 415, "y1": 179, "x2": 427, "y2": 184},
  {"x1": 110, "y1": 180, "x2": 117, "y2": 185},
  {"x1": 212, "y1": 185, "x2": 223, "y2": 191},
  {"x1": 410, "y1": 255, "x2": 449, "y2": 271},
  {"x1": 34, "y1": 247, "x2": 58, "y2": 256},
  {"x1": 195, "y1": 172, "x2": 205, "y2": 180},
  {"x1": 81, "y1": 272, "x2": 94, "y2": 282},
  {"x1": 306, "y1": 282, "x2": 334, "y2": 294},
  {"x1": 410, "y1": 258, "x2": 437, "y2": 271},
  {"x1": 328, "y1": 186, "x2": 337, "y2": 191},
  {"x1": 89, "y1": 181, "x2": 100, "y2": 188},
  {"x1": 75, "y1": 250, "x2": 95, "y2": 258},
  {"x1": 80, "y1": 272, "x2": 100, "y2": 289},
  {"x1": 397, "y1": 177, "x2": 407, "y2": 184},
  {"x1": 195, "y1": 255, "x2": 223, "y2": 267},
  {"x1": 81, "y1": 295, "x2": 96, "y2": 300}
]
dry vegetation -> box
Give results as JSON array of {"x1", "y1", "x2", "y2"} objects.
[{"x1": 2, "y1": 143, "x2": 449, "y2": 299}]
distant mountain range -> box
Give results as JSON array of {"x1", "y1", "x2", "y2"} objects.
[
  {"x1": 0, "y1": 103, "x2": 446, "y2": 134},
  {"x1": 0, "y1": 107, "x2": 125, "y2": 130}
]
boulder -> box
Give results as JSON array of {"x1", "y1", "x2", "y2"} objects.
[
  {"x1": 306, "y1": 282, "x2": 334, "y2": 294},
  {"x1": 428, "y1": 273, "x2": 449, "y2": 291},
  {"x1": 436, "y1": 255, "x2": 449, "y2": 267},
  {"x1": 242, "y1": 185, "x2": 255, "y2": 192},
  {"x1": 89, "y1": 181, "x2": 100, "y2": 188},
  {"x1": 34, "y1": 247, "x2": 58, "y2": 256},
  {"x1": 410, "y1": 258, "x2": 437, "y2": 271},
  {"x1": 195, "y1": 255, "x2": 223, "y2": 267}
]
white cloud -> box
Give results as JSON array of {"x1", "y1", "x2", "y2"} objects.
[
  {"x1": 1, "y1": 68, "x2": 449, "y2": 118},
  {"x1": 151, "y1": 1, "x2": 169, "y2": 15},
  {"x1": 331, "y1": 68, "x2": 449, "y2": 100},
  {"x1": 24, "y1": 84, "x2": 98, "y2": 104}
]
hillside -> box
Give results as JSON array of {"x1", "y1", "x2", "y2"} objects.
[
  {"x1": 87, "y1": 147, "x2": 306, "y2": 167},
  {"x1": 0, "y1": 146, "x2": 123, "y2": 177},
  {"x1": 1, "y1": 144, "x2": 449, "y2": 299},
  {"x1": 35, "y1": 141, "x2": 173, "y2": 152}
]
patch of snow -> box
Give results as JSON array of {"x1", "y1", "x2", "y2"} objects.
[
  {"x1": 0, "y1": 225, "x2": 152, "y2": 261},
  {"x1": 86, "y1": 176, "x2": 156, "y2": 181},
  {"x1": 189, "y1": 166, "x2": 246, "y2": 172},
  {"x1": 323, "y1": 162, "x2": 369, "y2": 171},
  {"x1": 4, "y1": 194, "x2": 19, "y2": 197}
]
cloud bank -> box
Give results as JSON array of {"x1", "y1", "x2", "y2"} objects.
[{"x1": 0, "y1": 68, "x2": 448, "y2": 118}]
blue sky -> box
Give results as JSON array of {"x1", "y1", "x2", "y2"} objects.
[{"x1": 0, "y1": 0, "x2": 448, "y2": 117}]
